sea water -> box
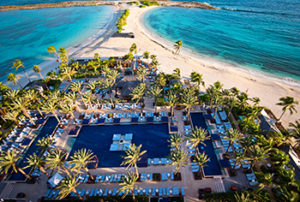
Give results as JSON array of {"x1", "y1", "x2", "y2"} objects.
[
  {"x1": 0, "y1": 6, "x2": 113, "y2": 81},
  {"x1": 144, "y1": 0, "x2": 300, "y2": 81}
]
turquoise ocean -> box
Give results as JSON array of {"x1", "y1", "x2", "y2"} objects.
[
  {"x1": 144, "y1": 0, "x2": 300, "y2": 81},
  {"x1": 0, "y1": 6, "x2": 113, "y2": 82}
]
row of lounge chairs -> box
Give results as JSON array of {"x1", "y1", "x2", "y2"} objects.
[
  {"x1": 45, "y1": 186, "x2": 185, "y2": 199},
  {"x1": 229, "y1": 159, "x2": 251, "y2": 170},
  {"x1": 246, "y1": 172, "x2": 259, "y2": 186},
  {"x1": 148, "y1": 158, "x2": 172, "y2": 165}
]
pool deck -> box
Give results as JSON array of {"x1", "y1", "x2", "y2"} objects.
[{"x1": 2, "y1": 101, "x2": 252, "y2": 201}]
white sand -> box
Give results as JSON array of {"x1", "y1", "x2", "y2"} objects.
[{"x1": 77, "y1": 5, "x2": 300, "y2": 127}]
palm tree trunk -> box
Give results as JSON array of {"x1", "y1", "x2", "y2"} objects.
[
  {"x1": 14, "y1": 119, "x2": 20, "y2": 127},
  {"x1": 73, "y1": 188, "x2": 83, "y2": 200},
  {"x1": 52, "y1": 111, "x2": 60, "y2": 123},
  {"x1": 39, "y1": 72, "x2": 44, "y2": 80},
  {"x1": 63, "y1": 166, "x2": 72, "y2": 177},
  {"x1": 18, "y1": 82, "x2": 23, "y2": 89},
  {"x1": 22, "y1": 108, "x2": 35, "y2": 125},
  {"x1": 278, "y1": 110, "x2": 286, "y2": 121},
  {"x1": 39, "y1": 166, "x2": 49, "y2": 177},
  {"x1": 23, "y1": 69, "x2": 31, "y2": 83},
  {"x1": 213, "y1": 107, "x2": 217, "y2": 119},
  {"x1": 17, "y1": 167, "x2": 32, "y2": 180},
  {"x1": 135, "y1": 164, "x2": 139, "y2": 176},
  {"x1": 85, "y1": 168, "x2": 94, "y2": 181},
  {"x1": 37, "y1": 108, "x2": 43, "y2": 118},
  {"x1": 226, "y1": 142, "x2": 232, "y2": 153},
  {"x1": 132, "y1": 189, "x2": 136, "y2": 201}
]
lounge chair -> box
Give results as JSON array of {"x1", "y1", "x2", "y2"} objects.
[
  {"x1": 112, "y1": 188, "x2": 117, "y2": 196},
  {"x1": 181, "y1": 187, "x2": 185, "y2": 196},
  {"x1": 152, "y1": 188, "x2": 156, "y2": 196},
  {"x1": 103, "y1": 189, "x2": 108, "y2": 196},
  {"x1": 159, "y1": 188, "x2": 163, "y2": 196}
]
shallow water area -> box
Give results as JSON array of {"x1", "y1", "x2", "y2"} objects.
[{"x1": 0, "y1": 6, "x2": 113, "y2": 81}]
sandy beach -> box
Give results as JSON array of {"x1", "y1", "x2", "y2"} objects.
[{"x1": 75, "y1": 5, "x2": 300, "y2": 127}]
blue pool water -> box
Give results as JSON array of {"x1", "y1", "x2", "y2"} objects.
[
  {"x1": 10, "y1": 117, "x2": 58, "y2": 181},
  {"x1": 190, "y1": 113, "x2": 222, "y2": 176},
  {"x1": 0, "y1": 6, "x2": 113, "y2": 82},
  {"x1": 69, "y1": 124, "x2": 170, "y2": 167},
  {"x1": 144, "y1": 0, "x2": 300, "y2": 81}
]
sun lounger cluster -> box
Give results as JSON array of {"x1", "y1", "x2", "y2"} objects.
[
  {"x1": 76, "y1": 111, "x2": 169, "y2": 125},
  {"x1": 110, "y1": 133, "x2": 132, "y2": 151},
  {"x1": 147, "y1": 158, "x2": 171, "y2": 165},
  {"x1": 229, "y1": 159, "x2": 251, "y2": 170},
  {"x1": 0, "y1": 126, "x2": 33, "y2": 154},
  {"x1": 44, "y1": 186, "x2": 184, "y2": 199},
  {"x1": 246, "y1": 172, "x2": 259, "y2": 186}
]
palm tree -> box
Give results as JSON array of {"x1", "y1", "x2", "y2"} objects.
[
  {"x1": 190, "y1": 72, "x2": 205, "y2": 91},
  {"x1": 143, "y1": 51, "x2": 150, "y2": 59},
  {"x1": 168, "y1": 148, "x2": 188, "y2": 174},
  {"x1": 173, "y1": 68, "x2": 181, "y2": 79},
  {"x1": 4, "y1": 89, "x2": 19, "y2": 102},
  {"x1": 68, "y1": 149, "x2": 97, "y2": 181},
  {"x1": 129, "y1": 43, "x2": 137, "y2": 54},
  {"x1": 65, "y1": 92, "x2": 79, "y2": 108},
  {"x1": 174, "y1": 40, "x2": 182, "y2": 54},
  {"x1": 82, "y1": 91, "x2": 95, "y2": 109},
  {"x1": 12, "y1": 97, "x2": 35, "y2": 125},
  {"x1": 289, "y1": 119, "x2": 300, "y2": 138},
  {"x1": 0, "y1": 150, "x2": 31, "y2": 180},
  {"x1": 47, "y1": 45, "x2": 57, "y2": 56},
  {"x1": 186, "y1": 126, "x2": 209, "y2": 148},
  {"x1": 24, "y1": 153, "x2": 49, "y2": 177},
  {"x1": 24, "y1": 89, "x2": 43, "y2": 117},
  {"x1": 36, "y1": 137, "x2": 54, "y2": 154},
  {"x1": 130, "y1": 83, "x2": 146, "y2": 104},
  {"x1": 168, "y1": 133, "x2": 183, "y2": 150},
  {"x1": 247, "y1": 145, "x2": 269, "y2": 170},
  {"x1": 60, "y1": 103, "x2": 76, "y2": 121},
  {"x1": 255, "y1": 172, "x2": 274, "y2": 193},
  {"x1": 194, "y1": 152, "x2": 210, "y2": 177},
  {"x1": 181, "y1": 88, "x2": 198, "y2": 116},
  {"x1": 4, "y1": 110, "x2": 20, "y2": 126},
  {"x1": 42, "y1": 100, "x2": 60, "y2": 122},
  {"x1": 166, "y1": 90, "x2": 178, "y2": 116},
  {"x1": 118, "y1": 172, "x2": 139, "y2": 201},
  {"x1": 232, "y1": 151, "x2": 246, "y2": 169},
  {"x1": 276, "y1": 96, "x2": 298, "y2": 121},
  {"x1": 233, "y1": 192, "x2": 255, "y2": 202},
  {"x1": 148, "y1": 85, "x2": 162, "y2": 113},
  {"x1": 60, "y1": 66, "x2": 76, "y2": 81},
  {"x1": 56, "y1": 176, "x2": 83, "y2": 200},
  {"x1": 46, "y1": 149, "x2": 71, "y2": 177},
  {"x1": 33, "y1": 65, "x2": 44, "y2": 79},
  {"x1": 222, "y1": 129, "x2": 242, "y2": 153},
  {"x1": 58, "y1": 47, "x2": 68, "y2": 64},
  {"x1": 86, "y1": 81, "x2": 98, "y2": 94},
  {"x1": 7, "y1": 73, "x2": 22, "y2": 88},
  {"x1": 136, "y1": 68, "x2": 147, "y2": 83},
  {"x1": 121, "y1": 144, "x2": 146, "y2": 175},
  {"x1": 70, "y1": 81, "x2": 83, "y2": 100},
  {"x1": 12, "y1": 59, "x2": 31, "y2": 83}
]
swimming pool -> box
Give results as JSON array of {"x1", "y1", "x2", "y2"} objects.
[
  {"x1": 69, "y1": 123, "x2": 170, "y2": 167},
  {"x1": 190, "y1": 113, "x2": 222, "y2": 176},
  {"x1": 10, "y1": 117, "x2": 58, "y2": 181}
]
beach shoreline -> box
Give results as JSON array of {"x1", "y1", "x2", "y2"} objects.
[
  {"x1": 6, "y1": 5, "x2": 118, "y2": 88},
  {"x1": 139, "y1": 7, "x2": 300, "y2": 87},
  {"x1": 75, "y1": 5, "x2": 299, "y2": 127}
]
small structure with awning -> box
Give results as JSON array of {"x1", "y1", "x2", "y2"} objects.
[{"x1": 48, "y1": 173, "x2": 64, "y2": 188}]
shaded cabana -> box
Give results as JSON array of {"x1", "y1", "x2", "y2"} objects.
[{"x1": 116, "y1": 76, "x2": 140, "y2": 100}]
